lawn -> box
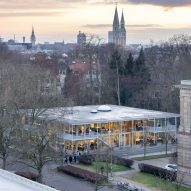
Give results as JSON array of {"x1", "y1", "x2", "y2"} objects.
[
  {"x1": 77, "y1": 162, "x2": 129, "y2": 173},
  {"x1": 130, "y1": 172, "x2": 191, "y2": 191},
  {"x1": 132, "y1": 153, "x2": 173, "y2": 161}
]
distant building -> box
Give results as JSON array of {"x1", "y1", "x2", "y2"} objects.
[
  {"x1": 108, "y1": 5, "x2": 126, "y2": 47},
  {"x1": 30, "y1": 26, "x2": 36, "y2": 46},
  {"x1": 77, "y1": 31, "x2": 86, "y2": 45},
  {"x1": 7, "y1": 38, "x2": 32, "y2": 51},
  {"x1": 108, "y1": 31, "x2": 113, "y2": 44}
]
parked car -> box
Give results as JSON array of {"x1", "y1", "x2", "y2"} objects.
[{"x1": 165, "y1": 164, "x2": 177, "y2": 172}]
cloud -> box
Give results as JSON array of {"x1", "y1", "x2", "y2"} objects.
[
  {"x1": 126, "y1": 0, "x2": 191, "y2": 7},
  {"x1": 83, "y1": 23, "x2": 162, "y2": 29},
  {"x1": 0, "y1": 0, "x2": 82, "y2": 10},
  {"x1": 0, "y1": 0, "x2": 190, "y2": 8},
  {"x1": 0, "y1": 11, "x2": 63, "y2": 17},
  {"x1": 83, "y1": 24, "x2": 111, "y2": 28},
  {"x1": 128, "y1": 24, "x2": 162, "y2": 28}
]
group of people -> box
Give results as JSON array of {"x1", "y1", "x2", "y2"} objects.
[{"x1": 64, "y1": 150, "x2": 81, "y2": 164}]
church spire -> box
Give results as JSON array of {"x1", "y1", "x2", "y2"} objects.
[
  {"x1": 120, "y1": 10, "x2": 126, "y2": 31},
  {"x1": 30, "y1": 26, "x2": 36, "y2": 46},
  {"x1": 113, "y1": 4, "x2": 119, "y2": 31}
]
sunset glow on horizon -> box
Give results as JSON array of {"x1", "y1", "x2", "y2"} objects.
[{"x1": 0, "y1": 0, "x2": 190, "y2": 44}]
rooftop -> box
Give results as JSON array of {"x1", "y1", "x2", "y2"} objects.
[
  {"x1": 38, "y1": 105, "x2": 179, "y2": 125},
  {"x1": 0, "y1": 169, "x2": 59, "y2": 191},
  {"x1": 181, "y1": 80, "x2": 191, "y2": 86}
]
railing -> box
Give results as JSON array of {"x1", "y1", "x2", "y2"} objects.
[
  {"x1": 134, "y1": 125, "x2": 176, "y2": 133},
  {"x1": 0, "y1": 169, "x2": 59, "y2": 191},
  {"x1": 63, "y1": 132, "x2": 99, "y2": 141}
]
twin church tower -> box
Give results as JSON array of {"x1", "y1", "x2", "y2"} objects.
[{"x1": 108, "y1": 5, "x2": 126, "y2": 48}]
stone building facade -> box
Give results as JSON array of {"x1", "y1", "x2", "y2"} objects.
[{"x1": 177, "y1": 80, "x2": 191, "y2": 185}]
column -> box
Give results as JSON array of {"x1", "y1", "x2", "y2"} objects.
[
  {"x1": 72, "y1": 124, "x2": 74, "y2": 153},
  {"x1": 76, "y1": 126, "x2": 78, "y2": 136},
  {"x1": 154, "y1": 118, "x2": 156, "y2": 142},
  {"x1": 84, "y1": 124, "x2": 86, "y2": 142},
  {"x1": 175, "y1": 117, "x2": 177, "y2": 141},
  {"x1": 165, "y1": 118, "x2": 168, "y2": 155},
  {"x1": 109, "y1": 122, "x2": 111, "y2": 145},
  {"x1": 131, "y1": 120, "x2": 134, "y2": 147},
  {"x1": 124, "y1": 132, "x2": 126, "y2": 147},
  {"x1": 96, "y1": 123, "x2": 98, "y2": 138}
]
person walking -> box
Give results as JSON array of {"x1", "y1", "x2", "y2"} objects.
[
  {"x1": 69, "y1": 155, "x2": 72, "y2": 163},
  {"x1": 74, "y1": 155, "x2": 77, "y2": 163}
]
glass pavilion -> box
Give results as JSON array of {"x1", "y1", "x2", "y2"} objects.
[{"x1": 37, "y1": 105, "x2": 180, "y2": 151}]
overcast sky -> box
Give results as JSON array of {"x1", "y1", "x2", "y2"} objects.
[{"x1": 0, "y1": 0, "x2": 190, "y2": 44}]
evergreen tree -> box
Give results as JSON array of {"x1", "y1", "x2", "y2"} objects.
[
  {"x1": 110, "y1": 49, "x2": 123, "y2": 75},
  {"x1": 135, "y1": 47, "x2": 146, "y2": 74},
  {"x1": 135, "y1": 48, "x2": 150, "y2": 81},
  {"x1": 125, "y1": 52, "x2": 134, "y2": 75}
]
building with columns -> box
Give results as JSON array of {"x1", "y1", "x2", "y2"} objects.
[
  {"x1": 25, "y1": 105, "x2": 179, "y2": 152},
  {"x1": 108, "y1": 5, "x2": 126, "y2": 48},
  {"x1": 176, "y1": 80, "x2": 191, "y2": 185}
]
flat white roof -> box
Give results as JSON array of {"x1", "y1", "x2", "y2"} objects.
[
  {"x1": 181, "y1": 80, "x2": 191, "y2": 85},
  {"x1": 38, "y1": 105, "x2": 179, "y2": 125},
  {"x1": 0, "y1": 169, "x2": 59, "y2": 191}
]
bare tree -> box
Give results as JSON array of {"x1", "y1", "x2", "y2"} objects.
[
  {"x1": 0, "y1": 107, "x2": 19, "y2": 169},
  {"x1": 17, "y1": 120, "x2": 58, "y2": 183}
]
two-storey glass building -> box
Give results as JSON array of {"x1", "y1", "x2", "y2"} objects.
[{"x1": 35, "y1": 105, "x2": 179, "y2": 151}]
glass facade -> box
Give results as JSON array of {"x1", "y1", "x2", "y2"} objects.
[{"x1": 57, "y1": 117, "x2": 178, "y2": 152}]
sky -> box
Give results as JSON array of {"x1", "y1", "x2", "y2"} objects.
[{"x1": 0, "y1": 0, "x2": 191, "y2": 44}]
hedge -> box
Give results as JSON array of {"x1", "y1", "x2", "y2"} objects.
[
  {"x1": 15, "y1": 171, "x2": 39, "y2": 181},
  {"x1": 138, "y1": 163, "x2": 177, "y2": 181},
  {"x1": 113, "y1": 156, "x2": 134, "y2": 167},
  {"x1": 78, "y1": 154, "x2": 94, "y2": 165},
  {"x1": 57, "y1": 165, "x2": 107, "y2": 183},
  {"x1": 90, "y1": 154, "x2": 134, "y2": 168}
]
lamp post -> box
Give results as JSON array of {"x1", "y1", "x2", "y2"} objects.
[
  {"x1": 59, "y1": 142, "x2": 65, "y2": 166},
  {"x1": 110, "y1": 146, "x2": 113, "y2": 177}
]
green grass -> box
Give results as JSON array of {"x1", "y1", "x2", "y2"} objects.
[
  {"x1": 92, "y1": 162, "x2": 129, "y2": 172},
  {"x1": 77, "y1": 162, "x2": 129, "y2": 173},
  {"x1": 132, "y1": 153, "x2": 173, "y2": 161},
  {"x1": 130, "y1": 172, "x2": 191, "y2": 191}
]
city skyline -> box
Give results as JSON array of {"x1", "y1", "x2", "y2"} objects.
[{"x1": 0, "y1": 0, "x2": 191, "y2": 44}]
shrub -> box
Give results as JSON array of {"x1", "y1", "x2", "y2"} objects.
[
  {"x1": 57, "y1": 165, "x2": 107, "y2": 183},
  {"x1": 90, "y1": 154, "x2": 134, "y2": 168},
  {"x1": 138, "y1": 163, "x2": 176, "y2": 181},
  {"x1": 113, "y1": 156, "x2": 134, "y2": 168},
  {"x1": 15, "y1": 171, "x2": 39, "y2": 181},
  {"x1": 79, "y1": 154, "x2": 94, "y2": 165}
]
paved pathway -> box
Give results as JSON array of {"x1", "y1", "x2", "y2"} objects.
[
  {"x1": 43, "y1": 162, "x2": 117, "y2": 191},
  {"x1": 113, "y1": 144, "x2": 176, "y2": 158}
]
